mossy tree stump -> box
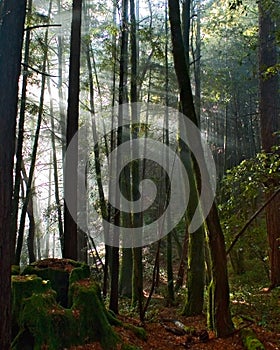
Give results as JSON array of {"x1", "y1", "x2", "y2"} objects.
[
  {"x1": 21, "y1": 258, "x2": 90, "y2": 307},
  {"x1": 12, "y1": 258, "x2": 118, "y2": 350}
]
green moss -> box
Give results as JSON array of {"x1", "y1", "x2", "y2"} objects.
[
  {"x1": 11, "y1": 265, "x2": 20, "y2": 275},
  {"x1": 13, "y1": 260, "x2": 117, "y2": 349},
  {"x1": 121, "y1": 344, "x2": 141, "y2": 350},
  {"x1": 69, "y1": 264, "x2": 90, "y2": 286},
  {"x1": 12, "y1": 275, "x2": 52, "y2": 330},
  {"x1": 123, "y1": 323, "x2": 147, "y2": 341},
  {"x1": 70, "y1": 280, "x2": 118, "y2": 349},
  {"x1": 21, "y1": 265, "x2": 69, "y2": 306},
  {"x1": 241, "y1": 329, "x2": 265, "y2": 350},
  {"x1": 107, "y1": 309, "x2": 123, "y2": 326},
  {"x1": 14, "y1": 292, "x2": 77, "y2": 350},
  {"x1": 21, "y1": 259, "x2": 90, "y2": 307}
]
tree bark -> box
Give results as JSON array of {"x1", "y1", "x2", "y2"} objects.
[
  {"x1": 47, "y1": 60, "x2": 64, "y2": 254},
  {"x1": 11, "y1": 0, "x2": 33, "y2": 263},
  {"x1": 258, "y1": 0, "x2": 280, "y2": 288},
  {"x1": 168, "y1": 0, "x2": 233, "y2": 336},
  {"x1": 15, "y1": 3, "x2": 51, "y2": 264},
  {"x1": 63, "y1": 0, "x2": 82, "y2": 260},
  {"x1": 0, "y1": 1, "x2": 26, "y2": 348}
]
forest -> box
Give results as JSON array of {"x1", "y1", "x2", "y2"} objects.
[{"x1": 0, "y1": 0, "x2": 279, "y2": 349}]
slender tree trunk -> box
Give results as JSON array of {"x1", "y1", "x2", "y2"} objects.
[
  {"x1": 130, "y1": 0, "x2": 143, "y2": 312},
  {"x1": 168, "y1": 0, "x2": 233, "y2": 336},
  {"x1": 164, "y1": 3, "x2": 174, "y2": 302},
  {"x1": 45, "y1": 151, "x2": 52, "y2": 258},
  {"x1": 11, "y1": 0, "x2": 33, "y2": 263},
  {"x1": 21, "y1": 162, "x2": 36, "y2": 263},
  {"x1": 175, "y1": 225, "x2": 189, "y2": 291},
  {"x1": 27, "y1": 191, "x2": 36, "y2": 263},
  {"x1": 0, "y1": 1, "x2": 26, "y2": 348},
  {"x1": 15, "y1": 4, "x2": 52, "y2": 264},
  {"x1": 63, "y1": 0, "x2": 83, "y2": 260},
  {"x1": 109, "y1": 0, "x2": 130, "y2": 314},
  {"x1": 57, "y1": 0, "x2": 66, "y2": 156},
  {"x1": 47, "y1": 60, "x2": 64, "y2": 254},
  {"x1": 177, "y1": 0, "x2": 205, "y2": 316},
  {"x1": 103, "y1": 0, "x2": 118, "y2": 298}
]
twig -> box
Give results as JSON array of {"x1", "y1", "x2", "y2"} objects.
[
  {"x1": 141, "y1": 240, "x2": 161, "y2": 320},
  {"x1": 21, "y1": 63, "x2": 60, "y2": 77}
]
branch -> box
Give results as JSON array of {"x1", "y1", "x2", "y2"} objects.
[
  {"x1": 226, "y1": 187, "x2": 280, "y2": 255},
  {"x1": 25, "y1": 24, "x2": 61, "y2": 31},
  {"x1": 21, "y1": 63, "x2": 60, "y2": 77}
]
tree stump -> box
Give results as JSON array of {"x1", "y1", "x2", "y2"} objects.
[{"x1": 12, "y1": 258, "x2": 118, "y2": 350}]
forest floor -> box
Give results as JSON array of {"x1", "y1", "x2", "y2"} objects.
[{"x1": 69, "y1": 299, "x2": 280, "y2": 350}]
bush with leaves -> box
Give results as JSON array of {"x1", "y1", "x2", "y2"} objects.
[{"x1": 218, "y1": 150, "x2": 280, "y2": 276}]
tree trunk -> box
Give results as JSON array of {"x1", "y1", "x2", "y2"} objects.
[
  {"x1": 47, "y1": 60, "x2": 64, "y2": 254},
  {"x1": 175, "y1": 225, "x2": 189, "y2": 291},
  {"x1": 11, "y1": 0, "x2": 33, "y2": 263},
  {"x1": 164, "y1": 1, "x2": 175, "y2": 303},
  {"x1": 168, "y1": 0, "x2": 233, "y2": 336},
  {"x1": 0, "y1": 1, "x2": 26, "y2": 348},
  {"x1": 258, "y1": 0, "x2": 280, "y2": 288},
  {"x1": 15, "y1": 4, "x2": 51, "y2": 264},
  {"x1": 109, "y1": 0, "x2": 130, "y2": 314},
  {"x1": 130, "y1": 0, "x2": 144, "y2": 312},
  {"x1": 206, "y1": 206, "x2": 234, "y2": 337},
  {"x1": 27, "y1": 192, "x2": 36, "y2": 263},
  {"x1": 174, "y1": 0, "x2": 205, "y2": 316},
  {"x1": 63, "y1": 0, "x2": 82, "y2": 260},
  {"x1": 57, "y1": 0, "x2": 66, "y2": 157}
]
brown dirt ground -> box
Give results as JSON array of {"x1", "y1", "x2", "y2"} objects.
[
  {"x1": 69, "y1": 305, "x2": 280, "y2": 350},
  {"x1": 35, "y1": 259, "x2": 280, "y2": 349}
]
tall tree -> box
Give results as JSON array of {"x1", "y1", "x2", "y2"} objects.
[
  {"x1": 0, "y1": 1, "x2": 26, "y2": 348},
  {"x1": 130, "y1": 0, "x2": 144, "y2": 313},
  {"x1": 109, "y1": 0, "x2": 129, "y2": 314},
  {"x1": 164, "y1": 0, "x2": 175, "y2": 303},
  {"x1": 63, "y1": 0, "x2": 83, "y2": 260},
  {"x1": 168, "y1": 0, "x2": 234, "y2": 337},
  {"x1": 258, "y1": 0, "x2": 280, "y2": 288},
  {"x1": 180, "y1": 0, "x2": 205, "y2": 316},
  {"x1": 15, "y1": 0, "x2": 52, "y2": 265},
  {"x1": 47, "y1": 60, "x2": 64, "y2": 254},
  {"x1": 11, "y1": 0, "x2": 32, "y2": 263}
]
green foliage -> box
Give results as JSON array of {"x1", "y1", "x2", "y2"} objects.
[
  {"x1": 262, "y1": 63, "x2": 280, "y2": 80},
  {"x1": 230, "y1": 273, "x2": 280, "y2": 332},
  {"x1": 219, "y1": 151, "x2": 280, "y2": 273}
]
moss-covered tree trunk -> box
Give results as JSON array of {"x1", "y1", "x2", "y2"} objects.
[
  {"x1": 119, "y1": 248, "x2": 133, "y2": 297},
  {"x1": 168, "y1": 0, "x2": 234, "y2": 336}
]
